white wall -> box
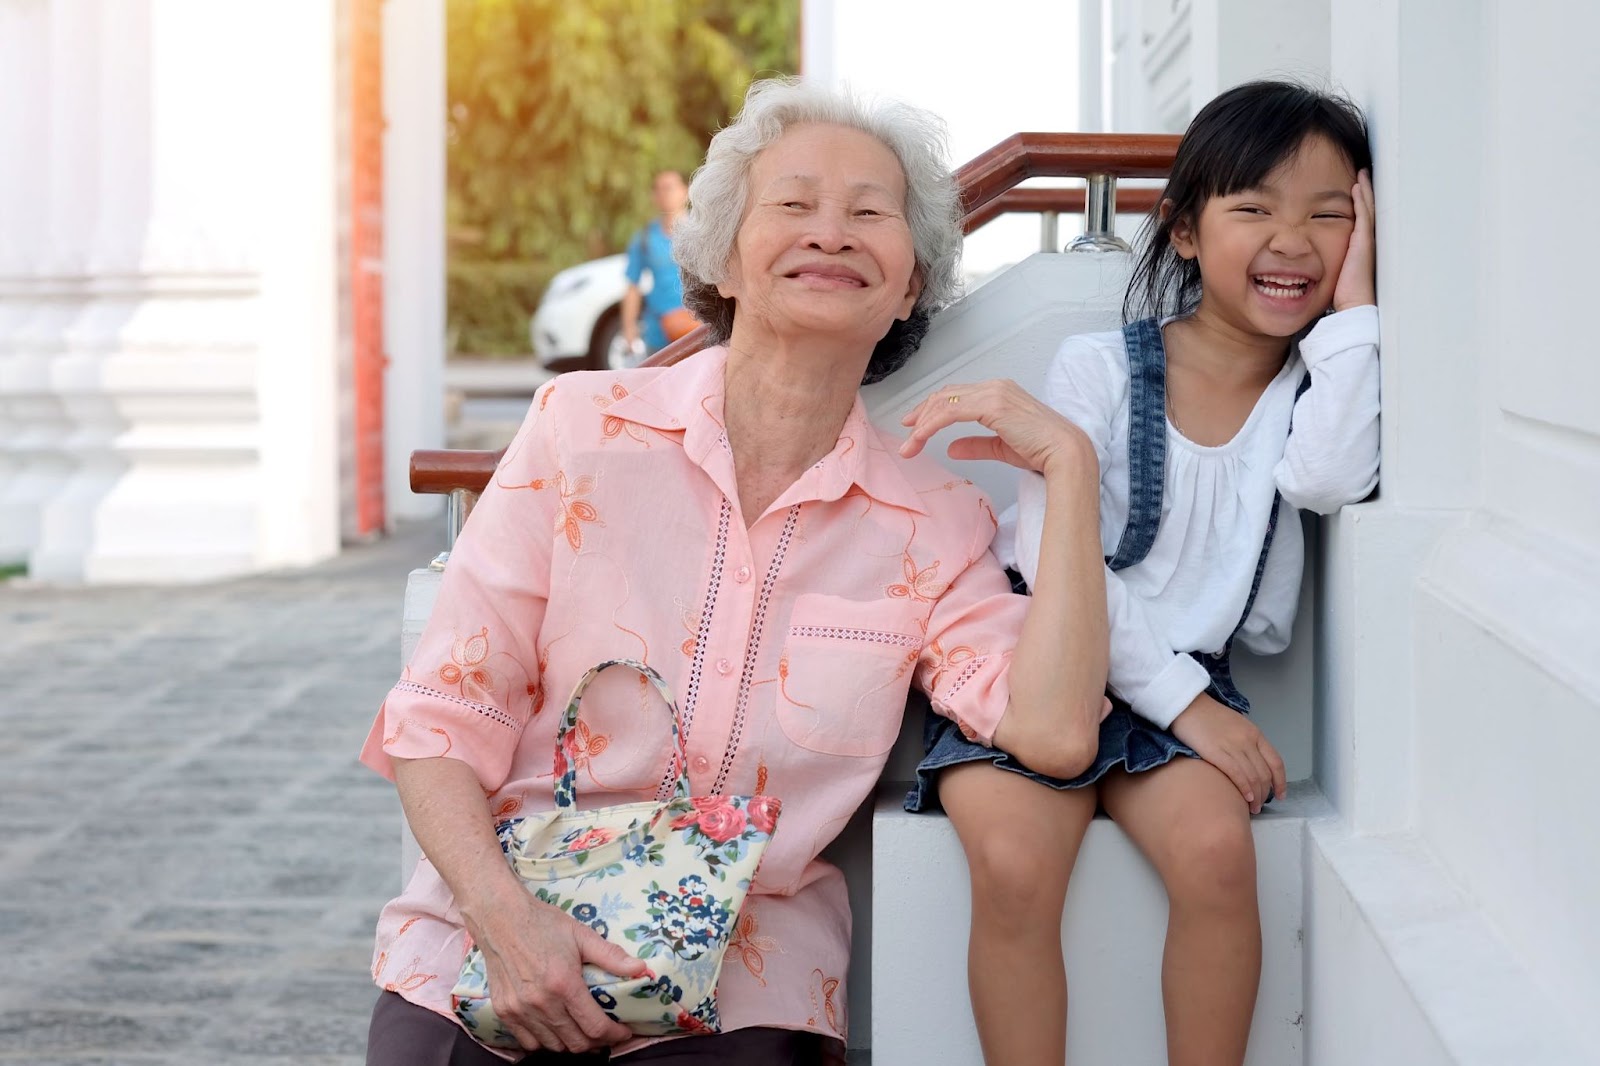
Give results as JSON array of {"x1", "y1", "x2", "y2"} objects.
[
  {"x1": 1087, "y1": 0, "x2": 1331, "y2": 134},
  {"x1": 803, "y1": 0, "x2": 1081, "y2": 276},
  {"x1": 1326, "y1": 0, "x2": 1600, "y2": 1039}
]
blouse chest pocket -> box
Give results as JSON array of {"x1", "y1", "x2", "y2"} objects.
[{"x1": 774, "y1": 593, "x2": 926, "y2": 758}]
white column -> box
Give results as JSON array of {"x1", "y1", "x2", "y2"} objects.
[
  {"x1": 17, "y1": 0, "x2": 340, "y2": 583},
  {"x1": 1317, "y1": 0, "x2": 1484, "y2": 834},
  {"x1": 0, "y1": 0, "x2": 48, "y2": 564},
  {"x1": 251, "y1": 0, "x2": 341, "y2": 572},
  {"x1": 30, "y1": 0, "x2": 142, "y2": 580},
  {"x1": 382, "y1": 0, "x2": 446, "y2": 526},
  {"x1": 0, "y1": 0, "x2": 94, "y2": 568}
]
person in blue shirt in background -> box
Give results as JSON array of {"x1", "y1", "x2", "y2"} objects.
[{"x1": 621, "y1": 169, "x2": 690, "y2": 360}]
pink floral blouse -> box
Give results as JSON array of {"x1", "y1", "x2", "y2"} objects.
[{"x1": 359, "y1": 345, "x2": 1028, "y2": 1055}]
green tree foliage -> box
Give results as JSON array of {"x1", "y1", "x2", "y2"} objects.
[{"x1": 447, "y1": 0, "x2": 799, "y2": 353}]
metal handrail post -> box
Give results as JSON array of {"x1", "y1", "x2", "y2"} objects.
[
  {"x1": 428, "y1": 487, "x2": 477, "y2": 571},
  {"x1": 1065, "y1": 173, "x2": 1132, "y2": 252}
]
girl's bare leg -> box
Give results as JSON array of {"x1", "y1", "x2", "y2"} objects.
[
  {"x1": 1100, "y1": 757, "x2": 1260, "y2": 1066},
  {"x1": 941, "y1": 762, "x2": 1098, "y2": 1066}
]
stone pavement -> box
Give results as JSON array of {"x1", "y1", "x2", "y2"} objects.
[{"x1": 0, "y1": 522, "x2": 442, "y2": 1065}]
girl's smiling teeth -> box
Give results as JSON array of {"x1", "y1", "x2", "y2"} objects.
[{"x1": 1251, "y1": 273, "x2": 1312, "y2": 299}]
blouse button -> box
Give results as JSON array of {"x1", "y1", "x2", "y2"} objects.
[
  {"x1": 691, "y1": 755, "x2": 711, "y2": 774},
  {"x1": 716, "y1": 658, "x2": 734, "y2": 676},
  {"x1": 734, "y1": 565, "x2": 752, "y2": 583}
]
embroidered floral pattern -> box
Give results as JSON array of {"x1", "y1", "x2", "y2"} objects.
[
  {"x1": 383, "y1": 956, "x2": 438, "y2": 994},
  {"x1": 439, "y1": 627, "x2": 490, "y2": 688},
  {"x1": 562, "y1": 718, "x2": 611, "y2": 773},
  {"x1": 925, "y1": 639, "x2": 979, "y2": 691},
  {"x1": 727, "y1": 907, "x2": 781, "y2": 987},
  {"x1": 887, "y1": 535, "x2": 948, "y2": 602},
  {"x1": 945, "y1": 654, "x2": 991, "y2": 698},
  {"x1": 807, "y1": 968, "x2": 844, "y2": 1035},
  {"x1": 381, "y1": 716, "x2": 453, "y2": 757},
  {"x1": 596, "y1": 383, "x2": 649, "y2": 445},
  {"x1": 521, "y1": 471, "x2": 603, "y2": 551},
  {"x1": 777, "y1": 653, "x2": 811, "y2": 709}
]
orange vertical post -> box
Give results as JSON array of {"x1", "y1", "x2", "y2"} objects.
[{"x1": 350, "y1": 0, "x2": 386, "y2": 535}]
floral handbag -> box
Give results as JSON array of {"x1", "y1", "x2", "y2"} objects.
[{"x1": 452, "y1": 658, "x2": 782, "y2": 1048}]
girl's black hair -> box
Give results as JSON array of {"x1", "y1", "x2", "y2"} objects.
[{"x1": 1124, "y1": 80, "x2": 1372, "y2": 323}]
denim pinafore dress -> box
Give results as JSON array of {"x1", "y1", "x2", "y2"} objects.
[{"x1": 905, "y1": 318, "x2": 1307, "y2": 813}]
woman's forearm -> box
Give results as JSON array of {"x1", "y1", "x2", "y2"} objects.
[
  {"x1": 1003, "y1": 452, "x2": 1109, "y2": 730},
  {"x1": 392, "y1": 756, "x2": 526, "y2": 932}
]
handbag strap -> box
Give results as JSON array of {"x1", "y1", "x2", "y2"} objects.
[{"x1": 553, "y1": 659, "x2": 689, "y2": 809}]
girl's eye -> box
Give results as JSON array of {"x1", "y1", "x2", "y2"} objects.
[
  {"x1": 1233, "y1": 206, "x2": 1268, "y2": 215},
  {"x1": 1313, "y1": 212, "x2": 1353, "y2": 221}
]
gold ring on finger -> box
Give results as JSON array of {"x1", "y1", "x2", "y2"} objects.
[{"x1": 947, "y1": 395, "x2": 960, "y2": 405}]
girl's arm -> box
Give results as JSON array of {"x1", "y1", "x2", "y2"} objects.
[
  {"x1": 1277, "y1": 170, "x2": 1381, "y2": 513},
  {"x1": 900, "y1": 379, "x2": 1109, "y2": 781},
  {"x1": 1275, "y1": 304, "x2": 1380, "y2": 512}
]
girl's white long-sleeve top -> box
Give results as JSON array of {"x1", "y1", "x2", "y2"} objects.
[{"x1": 997, "y1": 306, "x2": 1380, "y2": 729}]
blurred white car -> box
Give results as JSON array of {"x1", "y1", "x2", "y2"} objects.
[{"x1": 529, "y1": 254, "x2": 652, "y2": 371}]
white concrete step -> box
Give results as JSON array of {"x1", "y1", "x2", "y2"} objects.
[{"x1": 868, "y1": 785, "x2": 1328, "y2": 1066}]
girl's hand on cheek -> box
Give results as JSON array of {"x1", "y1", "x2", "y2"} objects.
[{"x1": 1332, "y1": 169, "x2": 1376, "y2": 312}]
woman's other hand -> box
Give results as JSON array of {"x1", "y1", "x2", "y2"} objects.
[
  {"x1": 1332, "y1": 168, "x2": 1376, "y2": 312},
  {"x1": 899, "y1": 379, "x2": 1097, "y2": 480},
  {"x1": 463, "y1": 884, "x2": 648, "y2": 1052},
  {"x1": 1169, "y1": 693, "x2": 1288, "y2": 815}
]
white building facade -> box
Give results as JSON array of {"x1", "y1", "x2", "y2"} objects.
[
  {"x1": 0, "y1": 0, "x2": 444, "y2": 583},
  {"x1": 1082, "y1": 0, "x2": 1598, "y2": 1060}
]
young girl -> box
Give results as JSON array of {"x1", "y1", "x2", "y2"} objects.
[{"x1": 902, "y1": 81, "x2": 1379, "y2": 1064}]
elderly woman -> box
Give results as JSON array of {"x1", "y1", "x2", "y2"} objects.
[{"x1": 360, "y1": 78, "x2": 1108, "y2": 1065}]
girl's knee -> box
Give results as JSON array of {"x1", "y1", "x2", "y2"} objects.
[
  {"x1": 962, "y1": 824, "x2": 1074, "y2": 925},
  {"x1": 1162, "y1": 814, "x2": 1256, "y2": 908}
]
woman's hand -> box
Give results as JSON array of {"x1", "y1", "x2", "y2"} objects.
[
  {"x1": 899, "y1": 379, "x2": 1095, "y2": 480},
  {"x1": 1332, "y1": 168, "x2": 1376, "y2": 312},
  {"x1": 463, "y1": 884, "x2": 648, "y2": 1052},
  {"x1": 1169, "y1": 693, "x2": 1287, "y2": 815}
]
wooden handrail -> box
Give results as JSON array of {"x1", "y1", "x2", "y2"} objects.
[
  {"x1": 960, "y1": 186, "x2": 1163, "y2": 235},
  {"x1": 411, "y1": 446, "x2": 500, "y2": 495},
  {"x1": 412, "y1": 132, "x2": 1180, "y2": 497},
  {"x1": 954, "y1": 132, "x2": 1177, "y2": 227}
]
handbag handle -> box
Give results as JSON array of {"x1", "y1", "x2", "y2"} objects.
[{"x1": 553, "y1": 659, "x2": 689, "y2": 809}]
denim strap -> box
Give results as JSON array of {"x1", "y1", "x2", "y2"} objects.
[{"x1": 1105, "y1": 318, "x2": 1168, "y2": 572}]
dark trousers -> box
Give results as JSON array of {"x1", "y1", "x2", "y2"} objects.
[{"x1": 366, "y1": 991, "x2": 826, "y2": 1066}]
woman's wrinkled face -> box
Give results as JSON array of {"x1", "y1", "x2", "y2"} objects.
[{"x1": 718, "y1": 123, "x2": 921, "y2": 344}]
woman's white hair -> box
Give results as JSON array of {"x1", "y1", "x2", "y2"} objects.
[{"x1": 673, "y1": 77, "x2": 963, "y2": 383}]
